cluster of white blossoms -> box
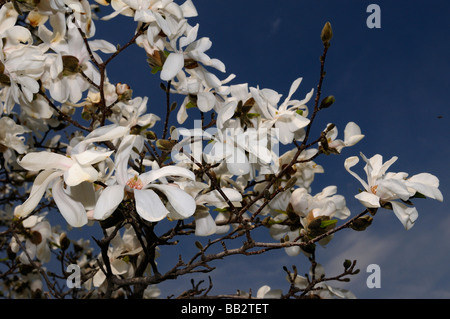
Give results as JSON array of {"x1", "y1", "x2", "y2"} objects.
[{"x1": 0, "y1": 0, "x2": 443, "y2": 298}]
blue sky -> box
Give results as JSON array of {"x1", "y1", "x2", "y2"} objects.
[{"x1": 88, "y1": 0, "x2": 450, "y2": 298}]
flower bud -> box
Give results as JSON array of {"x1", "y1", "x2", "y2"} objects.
[
  {"x1": 321, "y1": 22, "x2": 333, "y2": 46},
  {"x1": 350, "y1": 215, "x2": 373, "y2": 231},
  {"x1": 319, "y1": 95, "x2": 335, "y2": 109},
  {"x1": 59, "y1": 232, "x2": 71, "y2": 251},
  {"x1": 156, "y1": 139, "x2": 177, "y2": 151},
  {"x1": 343, "y1": 259, "x2": 352, "y2": 270}
]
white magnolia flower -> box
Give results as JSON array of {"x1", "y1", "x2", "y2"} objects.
[
  {"x1": 14, "y1": 125, "x2": 129, "y2": 227},
  {"x1": 268, "y1": 186, "x2": 349, "y2": 256},
  {"x1": 160, "y1": 23, "x2": 226, "y2": 83},
  {"x1": 94, "y1": 135, "x2": 197, "y2": 222},
  {"x1": 10, "y1": 214, "x2": 53, "y2": 264},
  {"x1": 291, "y1": 263, "x2": 356, "y2": 299},
  {"x1": 322, "y1": 122, "x2": 364, "y2": 153},
  {"x1": 0, "y1": 5, "x2": 46, "y2": 113},
  {"x1": 39, "y1": 19, "x2": 116, "y2": 104},
  {"x1": 345, "y1": 153, "x2": 443, "y2": 230},
  {"x1": 250, "y1": 77, "x2": 313, "y2": 145},
  {"x1": 204, "y1": 125, "x2": 273, "y2": 176},
  {"x1": 178, "y1": 180, "x2": 242, "y2": 236},
  {"x1": 0, "y1": 117, "x2": 30, "y2": 154},
  {"x1": 93, "y1": 225, "x2": 144, "y2": 288}
]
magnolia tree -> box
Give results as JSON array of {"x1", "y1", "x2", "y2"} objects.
[{"x1": 0, "y1": 0, "x2": 443, "y2": 299}]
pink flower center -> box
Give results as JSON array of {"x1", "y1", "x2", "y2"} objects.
[{"x1": 126, "y1": 175, "x2": 144, "y2": 190}]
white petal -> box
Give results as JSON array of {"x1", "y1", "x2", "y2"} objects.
[
  {"x1": 391, "y1": 201, "x2": 418, "y2": 230},
  {"x1": 344, "y1": 156, "x2": 369, "y2": 190},
  {"x1": 196, "y1": 188, "x2": 242, "y2": 207},
  {"x1": 88, "y1": 39, "x2": 117, "y2": 53},
  {"x1": 377, "y1": 178, "x2": 411, "y2": 201},
  {"x1": 140, "y1": 166, "x2": 195, "y2": 186},
  {"x1": 355, "y1": 191, "x2": 381, "y2": 208},
  {"x1": 226, "y1": 147, "x2": 250, "y2": 176},
  {"x1": 19, "y1": 152, "x2": 73, "y2": 172},
  {"x1": 344, "y1": 122, "x2": 364, "y2": 146},
  {"x1": 52, "y1": 179, "x2": 88, "y2": 227},
  {"x1": 93, "y1": 185, "x2": 124, "y2": 220},
  {"x1": 115, "y1": 134, "x2": 138, "y2": 185},
  {"x1": 161, "y1": 53, "x2": 184, "y2": 81},
  {"x1": 197, "y1": 92, "x2": 216, "y2": 112},
  {"x1": 149, "y1": 184, "x2": 196, "y2": 219},
  {"x1": 72, "y1": 149, "x2": 114, "y2": 166},
  {"x1": 407, "y1": 173, "x2": 443, "y2": 202},
  {"x1": 194, "y1": 210, "x2": 217, "y2": 236},
  {"x1": 14, "y1": 171, "x2": 62, "y2": 218},
  {"x1": 180, "y1": 0, "x2": 198, "y2": 17},
  {"x1": 134, "y1": 189, "x2": 168, "y2": 222},
  {"x1": 64, "y1": 162, "x2": 99, "y2": 186}
]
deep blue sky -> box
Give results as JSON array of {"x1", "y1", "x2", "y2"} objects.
[{"x1": 88, "y1": 1, "x2": 450, "y2": 298}]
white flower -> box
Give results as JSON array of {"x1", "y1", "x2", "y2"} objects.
[
  {"x1": 178, "y1": 180, "x2": 242, "y2": 236},
  {"x1": 93, "y1": 225, "x2": 144, "y2": 288},
  {"x1": 94, "y1": 135, "x2": 197, "y2": 222},
  {"x1": 14, "y1": 125, "x2": 128, "y2": 227},
  {"x1": 345, "y1": 153, "x2": 443, "y2": 230},
  {"x1": 39, "y1": 19, "x2": 116, "y2": 104},
  {"x1": 0, "y1": 117, "x2": 30, "y2": 154},
  {"x1": 290, "y1": 263, "x2": 356, "y2": 299},
  {"x1": 10, "y1": 215, "x2": 53, "y2": 264},
  {"x1": 322, "y1": 122, "x2": 364, "y2": 153},
  {"x1": 0, "y1": 5, "x2": 46, "y2": 114},
  {"x1": 250, "y1": 77, "x2": 313, "y2": 145},
  {"x1": 160, "y1": 23, "x2": 226, "y2": 83}
]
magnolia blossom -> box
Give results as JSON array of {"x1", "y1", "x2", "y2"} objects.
[
  {"x1": 94, "y1": 134, "x2": 197, "y2": 222},
  {"x1": 345, "y1": 153, "x2": 443, "y2": 230},
  {"x1": 39, "y1": 18, "x2": 116, "y2": 104},
  {"x1": 290, "y1": 263, "x2": 356, "y2": 299},
  {"x1": 93, "y1": 225, "x2": 144, "y2": 288},
  {"x1": 204, "y1": 124, "x2": 274, "y2": 176},
  {"x1": 14, "y1": 125, "x2": 129, "y2": 227},
  {"x1": 0, "y1": 4, "x2": 46, "y2": 114},
  {"x1": 0, "y1": 117, "x2": 29, "y2": 154},
  {"x1": 250, "y1": 77, "x2": 313, "y2": 145},
  {"x1": 269, "y1": 186, "x2": 349, "y2": 256},
  {"x1": 178, "y1": 180, "x2": 242, "y2": 236},
  {"x1": 10, "y1": 214, "x2": 53, "y2": 264},
  {"x1": 322, "y1": 122, "x2": 364, "y2": 153}
]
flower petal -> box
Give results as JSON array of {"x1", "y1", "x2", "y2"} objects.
[
  {"x1": 93, "y1": 185, "x2": 125, "y2": 220},
  {"x1": 64, "y1": 162, "x2": 99, "y2": 187},
  {"x1": 19, "y1": 152, "x2": 73, "y2": 172},
  {"x1": 140, "y1": 166, "x2": 195, "y2": 186},
  {"x1": 134, "y1": 189, "x2": 168, "y2": 222},
  {"x1": 161, "y1": 53, "x2": 184, "y2": 81},
  {"x1": 14, "y1": 171, "x2": 62, "y2": 218},
  {"x1": 149, "y1": 184, "x2": 196, "y2": 219},
  {"x1": 355, "y1": 191, "x2": 380, "y2": 208},
  {"x1": 390, "y1": 201, "x2": 418, "y2": 230},
  {"x1": 194, "y1": 210, "x2": 217, "y2": 236},
  {"x1": 344, "y1": 156, "x2": 369, "y2": 190},
  {"x1": 52, "y1": 179, "x2": 88, "y2": 227},
  {"x1": 406, "y1": 173, "x2": 443, "y2": 202}
]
